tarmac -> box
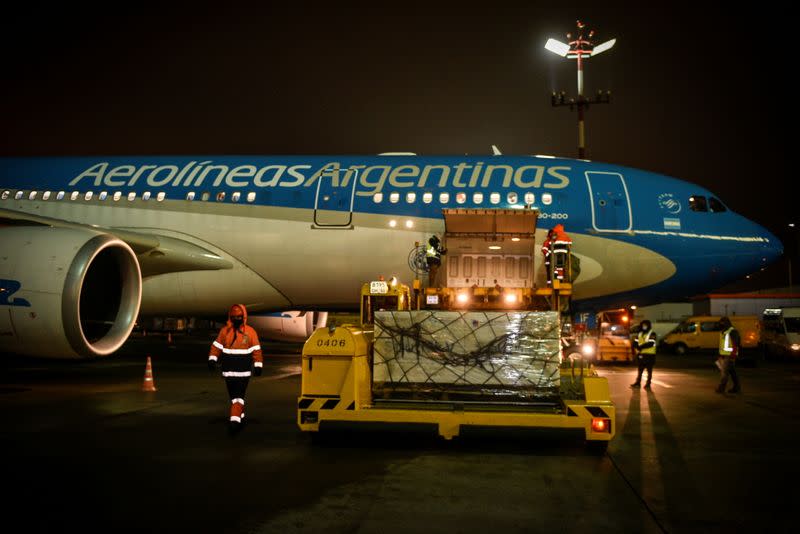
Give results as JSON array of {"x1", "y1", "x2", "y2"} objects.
[{"x1": 2, "y1": 331, "x2": 799, "y2": 533}]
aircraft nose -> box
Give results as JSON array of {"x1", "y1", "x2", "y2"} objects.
[{"x1": 757, "y1": 224, "x2": 784, "y2": 266}]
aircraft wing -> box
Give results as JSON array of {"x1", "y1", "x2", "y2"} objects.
[{"x1": 0, "y1": 207, "x2": 232, "y2": 277}]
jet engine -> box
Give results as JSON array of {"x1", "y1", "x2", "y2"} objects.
[
  {"x1": 0, "y1": 226, "x2": 142, "y2": 358},
  {"x1": 248, "y1": 311, "x2": 329, "y2": 342}
]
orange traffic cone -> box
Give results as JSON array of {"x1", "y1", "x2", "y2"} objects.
[{"x1": 142, "y1": 356, "x2": 157, "y2": 392}]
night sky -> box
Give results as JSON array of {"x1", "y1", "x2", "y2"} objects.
[{"x1": 1, "y1": 4, "x2": 796, "y2": 291}]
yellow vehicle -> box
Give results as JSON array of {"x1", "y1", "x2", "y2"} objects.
[
  {"x1": 660, "y1": 315, "x2": 761, "y2": 356},
  {"x1": 297, "y1": 208, "x2": 615, "y2": 449}
]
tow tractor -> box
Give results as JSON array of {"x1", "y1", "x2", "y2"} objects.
[{"x1": 297, "y1": 208, "x2": 615, "y2": 448}]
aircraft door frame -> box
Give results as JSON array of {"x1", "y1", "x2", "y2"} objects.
[
  {"x1": 312, "y1": 168, "x2": 358, "y2": 229},
  {"x1": 585, "y1": 171, "x2": 633, "y2": 233}
]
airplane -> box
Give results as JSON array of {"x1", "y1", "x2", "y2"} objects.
[{"x1": 0, "y1": 153, "x2": 783, "y2": 358}]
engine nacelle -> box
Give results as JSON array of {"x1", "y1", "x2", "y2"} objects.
[
  {"x1": 0, "y1": 227, "x2": 142, "y2": 358},
  {"x1": 248, "y1": 311, "x2": 329, "y2": 342}
]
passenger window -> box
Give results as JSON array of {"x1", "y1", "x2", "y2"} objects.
[
  {"x1": 542, "y1": 193, "x2": 553, "y2": 205},
  {"x1": 439, "y1": 192, "x2": 449, "y2": 204},
  {"x1": 157, "y1": 192, "x2": 166, "y2": 202},
  {"x1": 406, "y1": 192, "x2": 416, "y2": 203},
  {"x1": 98, "y1": 192, "x2": 107, "y2": 201},
  {"x1": 456, "y1": 192, "x2": 466, "y2": 204},
  {"x1": 84, "y1": 191, "x2": 93, "y2": 201},
  {"x1": 679, "y1": 322, "x2": 696, "y2": 333},
  {"x1": 373, "y1": 193, "x2": 383, "y2": 203},
  {"x1": 127, "y1": 192, "x2": 136, "y2": 201},
  {"x1": 389, "y1": 192, "x2": 399, "y2": 203},
  {"x1": 1, "y1": 190, "x2": 9, "y2": 200},
  {"x1": 231, "y1": 192, "x2": 241, "y2": 202},
  {"x1": 507, "y1": 192, "x2": 518, "y2": 204},
  {"x1": 701, "y1": 321, "x2": 722, "y2": 332},
  {"x1": 216, "y1": 192, "x2": 225, "y2": 202},
  {"x1": 142, "y1": 192, "x2": 151, "y2": 201},
  {"x1": 708, "y1": 197, "x2": 727, "y2": 213},
  {"x1": 246, "y1": 192, "x2": 256, "y2": 203},
  {"x1": 524, "y1": 192, "x2": 535, "y2": 205},
  {"x1": 70, "y1": 191, "x2": 79, "y2": 201},
  {"x1": 689, "y1": 195, "x2": 708, "y2": 212},
  {"x1": 186, "y1": 192, "x2": 196, "y2": 201},
  {"x1": 201, "y1": 192, "x2": 210, "y2": 201},
  {"x1": 42, "y1": 191, "x2": 51, "y2": 200},
  {"x1": 29, "y1": 191, "x2": 38, "y2": 200},
  {"x1": 15, "y1": 191, "x2": 24, "y2": 200},
  {"x1": 473, "y1": 192, "x2": 483, "y2": 204},
  {"x1": 422, "y1": 192, "x2": 433, "y2": 204},
  {"x1": 112, "y1": 192, "x2": 121, "y2": 201},
  {"x1": 490, "y1": 192, "x2": 501, "y2": 205}
]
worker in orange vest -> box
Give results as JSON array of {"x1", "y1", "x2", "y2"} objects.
[
  {"x1": 208, "y1": 304, "x2": 263, "y2": 430},
  {"x1": 551, "y1": 224, "x2": 572, "y2": 284}
]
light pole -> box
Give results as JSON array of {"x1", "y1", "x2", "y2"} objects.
[{"x1": 545, "y1": 20, "x2": 615, "y2": 159}]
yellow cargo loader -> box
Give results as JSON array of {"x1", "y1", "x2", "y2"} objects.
[
  {"x1": 296, "y1": 208, "x2": 615, "y2": 448},
  {"x1": 298, "y1": 323, "x2": 614, "y2": 445}
]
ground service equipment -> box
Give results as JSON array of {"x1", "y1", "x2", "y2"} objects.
[{"x1": 297, "y1": 209, "x2": 615, "y2": 447}]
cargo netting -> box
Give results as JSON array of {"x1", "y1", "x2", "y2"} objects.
[{"x1": 373, "y1": 311, "x2": 561, "y2": 402}]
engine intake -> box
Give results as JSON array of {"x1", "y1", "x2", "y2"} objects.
[{"x1": 0, "y1": 227, "x2": 142, "y2": 358}]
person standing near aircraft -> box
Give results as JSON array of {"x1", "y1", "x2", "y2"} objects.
[
  {"x1": 541, "y1": 228, "x2": 555, "y2": 286},
  {"x1": 208, "y1": 304, "x2": 263, "y2": 430},
  {"x1": 631, "y1": 319, "x2": 657, "y2": 389},
  {"x1": 716, "y1": 316, "x2": 741, "y2": 394},
  {"x1": 549, "y1": 224, "x2": 572, "y2": 285},
  {"x1": 426, "y1": 235, "x2": 446, "y2": 287}
]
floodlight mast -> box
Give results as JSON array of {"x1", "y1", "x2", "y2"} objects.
[{"x1": 546, "y1": 20, "x2": 615, "y2": 159}]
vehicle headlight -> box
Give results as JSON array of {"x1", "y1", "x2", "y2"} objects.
[{"x1": 791, "y1": 344, "x2": 800, "y2": 351}]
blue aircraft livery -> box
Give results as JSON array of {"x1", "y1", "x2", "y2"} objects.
[{"x1": 0, "y1": 154, "x2": 783, "y2": 358}]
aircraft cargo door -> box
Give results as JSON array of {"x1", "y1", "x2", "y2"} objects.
[
  {"x1": 313, "y1": 168, "x2": 358, "y2": 228},
  {"x1": 585, "y1": 171, "x2": 632, "y2": 233}
]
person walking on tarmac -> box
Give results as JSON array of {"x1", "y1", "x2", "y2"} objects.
[
  {"x1": 426, "y1": 235, "x2": 446, "y2": 286},
  {"x1": 716, "y1": 316, "x2": 741, "y2": 394},
  {"x1": 208, "y1": 304, "x2": 263, "y2": 430},
  {"x1": 631, "y1": 319, "x2": 657, "y2": 389}
]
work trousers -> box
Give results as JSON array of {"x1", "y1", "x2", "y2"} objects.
[
  {"x1": 718, "y1": 356, "x2": 740, "y2": 391},
  {"x1": 225, "y1": 377, "x2": 250, "y2": 421},
  {"x1": 635, "y1": 354, "x2": 655, "y2": 385}
]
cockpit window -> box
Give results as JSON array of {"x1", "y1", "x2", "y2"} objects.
[
  {"x1": 708, "y1": 197, "x2": 727, "y2": 213},
  {"x1": 689, "y1": 195, "x2": 708, "y2": 212}
]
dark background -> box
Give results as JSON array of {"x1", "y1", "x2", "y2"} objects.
[{"x1": 1, "y1": 3, "x2": 796, "y2": 292}]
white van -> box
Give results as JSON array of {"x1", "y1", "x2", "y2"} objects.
[{"x1": 761, "y1": 308, "x2": 800, "y2": 359}]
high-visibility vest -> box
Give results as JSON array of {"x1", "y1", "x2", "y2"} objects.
[
  {"x1": 426, "y1": 245, "x2": 439, "y2": 258},
  {"x1": 637, "y1": 330, "x2": 657, "y2": 354},
  {"x1": 719, "y1": 327, "x2": 735, "y2": 356}
]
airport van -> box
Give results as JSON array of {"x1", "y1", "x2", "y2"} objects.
[
  {"x1": 660, "y1": 315, "x2": 761, "y2": 356},
  {"x1": 761, "y1": 308, "x2": 800, "y2": 359}
]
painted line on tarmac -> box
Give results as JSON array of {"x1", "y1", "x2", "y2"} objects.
[{"x1": 650, "y1": 379, "x2": 673, "y2": 388}]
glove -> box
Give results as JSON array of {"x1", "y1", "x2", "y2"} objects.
[
  {"x1": 208, "y1": 359, "x2": 217, "y2": 372},
  {"x1": 253, "y1": 365, "x2": 262, "y2": 377}
]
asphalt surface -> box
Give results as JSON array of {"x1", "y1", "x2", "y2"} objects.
[{"x1": 2, "y1": 332, "x2": 799, "y2": 533}]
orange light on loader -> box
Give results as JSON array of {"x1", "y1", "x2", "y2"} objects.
[{"x1": 591, "y1": 418, "x2": 610, "y2": 433}]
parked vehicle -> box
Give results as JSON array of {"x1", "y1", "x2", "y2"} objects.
[
  {"x1": 760, "y1": 308, "x2": 800, "y2": 359},
  {"x1": 660, "y1": 315, "x2": 761, "y2": 361}
]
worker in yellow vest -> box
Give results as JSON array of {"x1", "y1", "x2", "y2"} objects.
[
  {"x1": 631, "y1": 320, "x2": 657, "y2": 389},
  {"x1": 715, "y1": 316, "x2": 741, "y2": 394}
]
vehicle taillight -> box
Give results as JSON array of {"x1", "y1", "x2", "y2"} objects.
[{"x1": 591, "y1": 418, "x2": 610, "y2": 433}]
